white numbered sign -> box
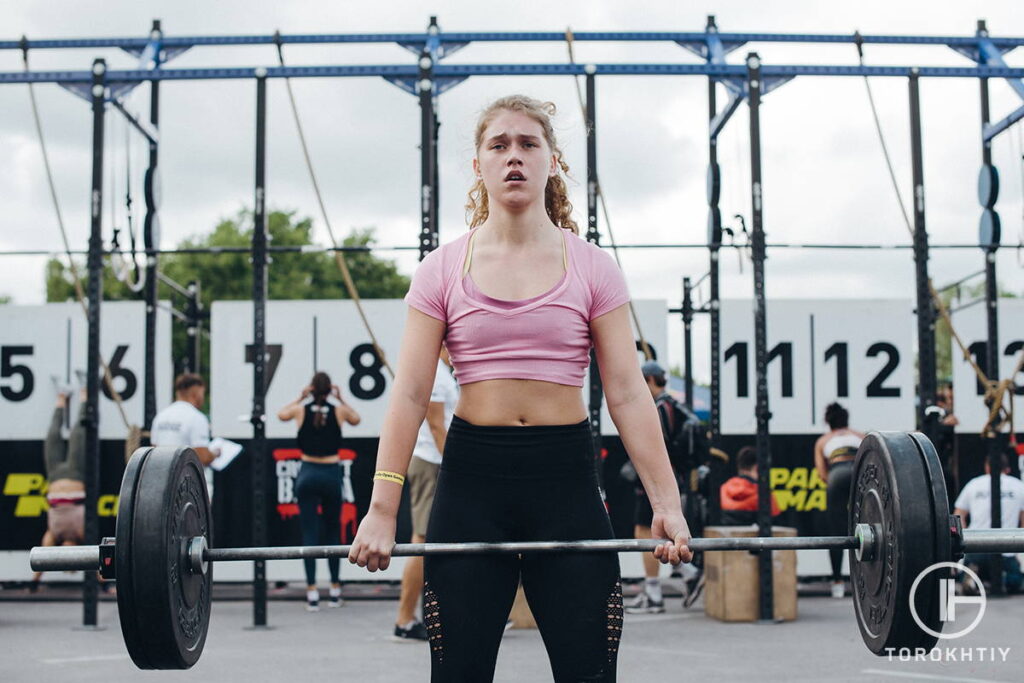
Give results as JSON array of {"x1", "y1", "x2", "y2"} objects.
[
  {"x1": 719, "y1": 299, "x2": 915, "y2": 435},
  {"x1": 0, "y1": 302, "x2": 172, "y2": 439},
  {"x1": 210, "y1": 299, "x2": 667, "y2": 439},
  {"x1": 951, "y1": 299, "x2": 1024, "y2": 434}
]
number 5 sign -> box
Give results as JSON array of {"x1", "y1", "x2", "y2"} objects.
[
  {"x1": 0, "y1": 302, "x2": 172, "y2": 440},
  {"x1": 719, "y1": 299, "x2": 915, "y2": 435}
]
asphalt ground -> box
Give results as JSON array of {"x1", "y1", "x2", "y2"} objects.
[{"x1": 2, "y1": 581, "x2": 1022, "y2": 683}]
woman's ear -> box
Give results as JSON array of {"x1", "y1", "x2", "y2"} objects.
[{"x1": 473, "y1": 157, "x2": 481, "y2": 178}]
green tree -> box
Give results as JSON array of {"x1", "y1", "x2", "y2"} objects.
[
  {"x1": 45, "y1": 209, "x2": 410, "y2": 375},
  {"x1": 0, "y1": 294, "x2": 11, "y2": 304}
]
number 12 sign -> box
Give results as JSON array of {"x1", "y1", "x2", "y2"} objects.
[{"x1": 719, "y1": 299, "x2": 915, "y2": 435}]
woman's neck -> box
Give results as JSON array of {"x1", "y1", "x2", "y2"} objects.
[{"x1": 478, "y1": 203, "x2": 558, "y2": 246}]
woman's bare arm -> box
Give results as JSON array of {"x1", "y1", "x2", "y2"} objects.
[
  {"x1": 349, "y1": 308, "x2": 445, "y2": 570},
  {"x1": 591, "y1": 305, "x2": 680, "y2": 515}
]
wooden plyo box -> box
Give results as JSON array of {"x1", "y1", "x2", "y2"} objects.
[{"x1": 703, "y1": 525, "x2": 798, "y2": 623}]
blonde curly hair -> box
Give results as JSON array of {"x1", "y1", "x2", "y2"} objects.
[{"x1": 464, "y1": 95, "x2": 579, "y2": 234}]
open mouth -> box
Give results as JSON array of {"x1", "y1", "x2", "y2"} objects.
[{"x1": 504, "y1": 171, "x2": 526, "y2": 182}]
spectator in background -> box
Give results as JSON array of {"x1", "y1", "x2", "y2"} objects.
[
  {"x1": 625, "y1": 360, "x2": 703, "y2": 614},
  {"x1": 954, "y1": 452, "x2": 1024, "y2": 595},
  {"x1": 278, "y1": 372, "x2": 361, "y2": 611},
  {"x1": 31, "y1": 385, "x2": 87, "y2": 589},
  {"x1": 150, "y1": 373, "x2": 219, "y2": 497},
  {"x1": 719, "y1": 446, "x2": 780, "y2": 525},
  {"x1": 932, "y1": 383, "x2": 960, "y2": 507},
  {"x1": 813, "y1": 402, "x2": 864, "y2": 599}
]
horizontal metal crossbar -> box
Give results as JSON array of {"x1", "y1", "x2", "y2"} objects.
[
  {"x1": 2, "y1": 30, "x2": 1023, "y2": 52},
  {"x1": 3, "y1": 63, "x2": 1024, "y2": 86}
]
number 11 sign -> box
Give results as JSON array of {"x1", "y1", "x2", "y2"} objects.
[{"x1": 718, "y1": 299, "x2": 915, "y2": 435}]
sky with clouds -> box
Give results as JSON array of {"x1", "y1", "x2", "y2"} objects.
[{"x1": 1, "y1": 0, "x2": 1022, "y2": 383}]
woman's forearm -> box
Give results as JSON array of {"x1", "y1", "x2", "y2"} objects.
[
  {"x1": 609, "y1": 392, "x2": 682, "y2": 515},
  {"x1": 368, "y1": 390, "x2": 430, "y2": 517}
]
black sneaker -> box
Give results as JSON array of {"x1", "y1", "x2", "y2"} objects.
[
  {"x1": 624, "y1": 592, "x2": 665, "y2": 614},
  {"x1": 393, "y1": 621, "x2": 428, "y2": 641}
]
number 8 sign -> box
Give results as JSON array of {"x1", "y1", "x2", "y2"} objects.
[
  {"x1": 719, "y1": 299, "x2": 916, "y2": 435},
  {"x1": 211, "y1": 300, "x2": 408, "y2": 439}
]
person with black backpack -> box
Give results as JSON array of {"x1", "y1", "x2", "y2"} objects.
[{"x1": 625, "y1": 360, "x2": 706, "y2": 613}]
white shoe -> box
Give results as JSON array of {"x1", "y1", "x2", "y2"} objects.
[
  {"x1": 831, "y1": 582, "x2": 845, "y2": 599},
  {"x1": 306, "y1": 589, "x2": 321, "y2": 611}
]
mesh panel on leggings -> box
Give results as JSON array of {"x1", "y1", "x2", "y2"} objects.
[
  {"x1": 424, "y1": 582, "x2": 443, "y2": 663},
  {"x1": 606, "y1": 580, "x2": 623, "y2": 664}
]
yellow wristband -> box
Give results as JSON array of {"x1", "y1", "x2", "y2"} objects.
[{"x1": 373, "y1": 470, "x2": 406, "y2": 486}]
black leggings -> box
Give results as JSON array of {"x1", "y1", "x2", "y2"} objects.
[
  {"x1": 827, "y1": 461, "x2": 854, "y2": 582},
  {"x1": 45, "y1": 406, "x2": 85, "y2": 482},
  {"x1": 295, "y1": 461, "x2": 342, "y2": 586},
  {"x1": 424, "y1": 417, "x2": 622, "y2": 683}
]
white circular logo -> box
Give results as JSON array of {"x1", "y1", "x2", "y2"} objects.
[{"x1": 910, "y1": 561, "x2": 986, "y2": 640}]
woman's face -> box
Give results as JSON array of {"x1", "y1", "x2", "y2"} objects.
[{"x1": 474, "y1": 109, "x2": 556, "y2": 211}]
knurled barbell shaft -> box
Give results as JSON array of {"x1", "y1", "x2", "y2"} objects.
[
  {"x1": 30, "y1": 535, "x2": 857, "y2": 572},
  {"x1": 28, "y1": 528, "x2": 1024, "y2": 573},
  {"x1": 205, "y1": 535, "x2": 858, "y2": 564}
]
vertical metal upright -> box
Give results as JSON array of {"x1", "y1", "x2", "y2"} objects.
[
  {"x1": 250, "y1": 71, "x2": 269, "y2": 628},
  {"x1": 707, "y1": 67, "x2": 722, "y2": 446},
  {"x1": 746, "y1": 53, "x2": 774, "y2": 623},
  {"x1": 186, "y1": 280, "x2": 201, "y2": 373},
  {"x1": 418, "y1": 45, "x2": 437, "y2": 260},
  {"x1": 585, "y1": 71, "x2": 604, "y2": 462},
  {"x1": 909, "y1": 70, "x2": 937, "y2": 429},
  {"x1": 82, "y1": 58, "x2": 107, "y2": 629},
  {"x1": 682, "y1": 277, "x2": 694, "y2": 411},
  {"x1": 143, "y1": 19, "x2": 162, "y2": 426},
  {"x1": 978, "y1": 52, "x2": 1005, "y2": 596}
]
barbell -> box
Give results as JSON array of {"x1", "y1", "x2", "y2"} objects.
[{"x1": 28, "y1": 432, "x2": 1024, "y2": 669}]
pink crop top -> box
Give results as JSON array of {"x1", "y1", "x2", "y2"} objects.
[{"x1": 404, "y1": 228, "x2": 630, "y2": 386}]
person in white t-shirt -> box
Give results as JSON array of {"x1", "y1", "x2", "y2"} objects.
[
  {"x1": 150, "y1": 373, "x2": 219, "y2": 495},
  {"x1": 392, "y1": 347, "x2": 458, "y2": 641},
  {"x1": 953, "y1": 452, "x2": 1024, "y2": 594}
]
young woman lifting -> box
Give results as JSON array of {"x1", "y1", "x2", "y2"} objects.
[{"x1": 348, "y1": 95, "x2": 692, "y2": 682}]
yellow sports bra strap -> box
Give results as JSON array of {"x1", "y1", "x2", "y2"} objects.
[
  {"x1": 464, "y1": 228, "x2": 566, "y2": 276},
  {"x1": 462, "y1": 230, "x2": 477, "y2": 277}
]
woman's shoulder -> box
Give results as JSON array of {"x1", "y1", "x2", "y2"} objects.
[
  {"x1": 565, "y1": 230, "x2": 616, "y2": 268},
  {"x1": 418, "y1": 230, "x2": 473, "y2": 274}
]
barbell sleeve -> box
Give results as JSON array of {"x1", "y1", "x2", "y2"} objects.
[
  {"x1": 29, "y1": 544, "x2": 101, "y2": 572},
  {"x1": 959, "y1": 528, "x2": 1024, "y2": 553}
]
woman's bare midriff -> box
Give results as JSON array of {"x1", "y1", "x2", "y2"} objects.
[{"x1": 456, "y1": 379, "x2": 587, "y2": 426}]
